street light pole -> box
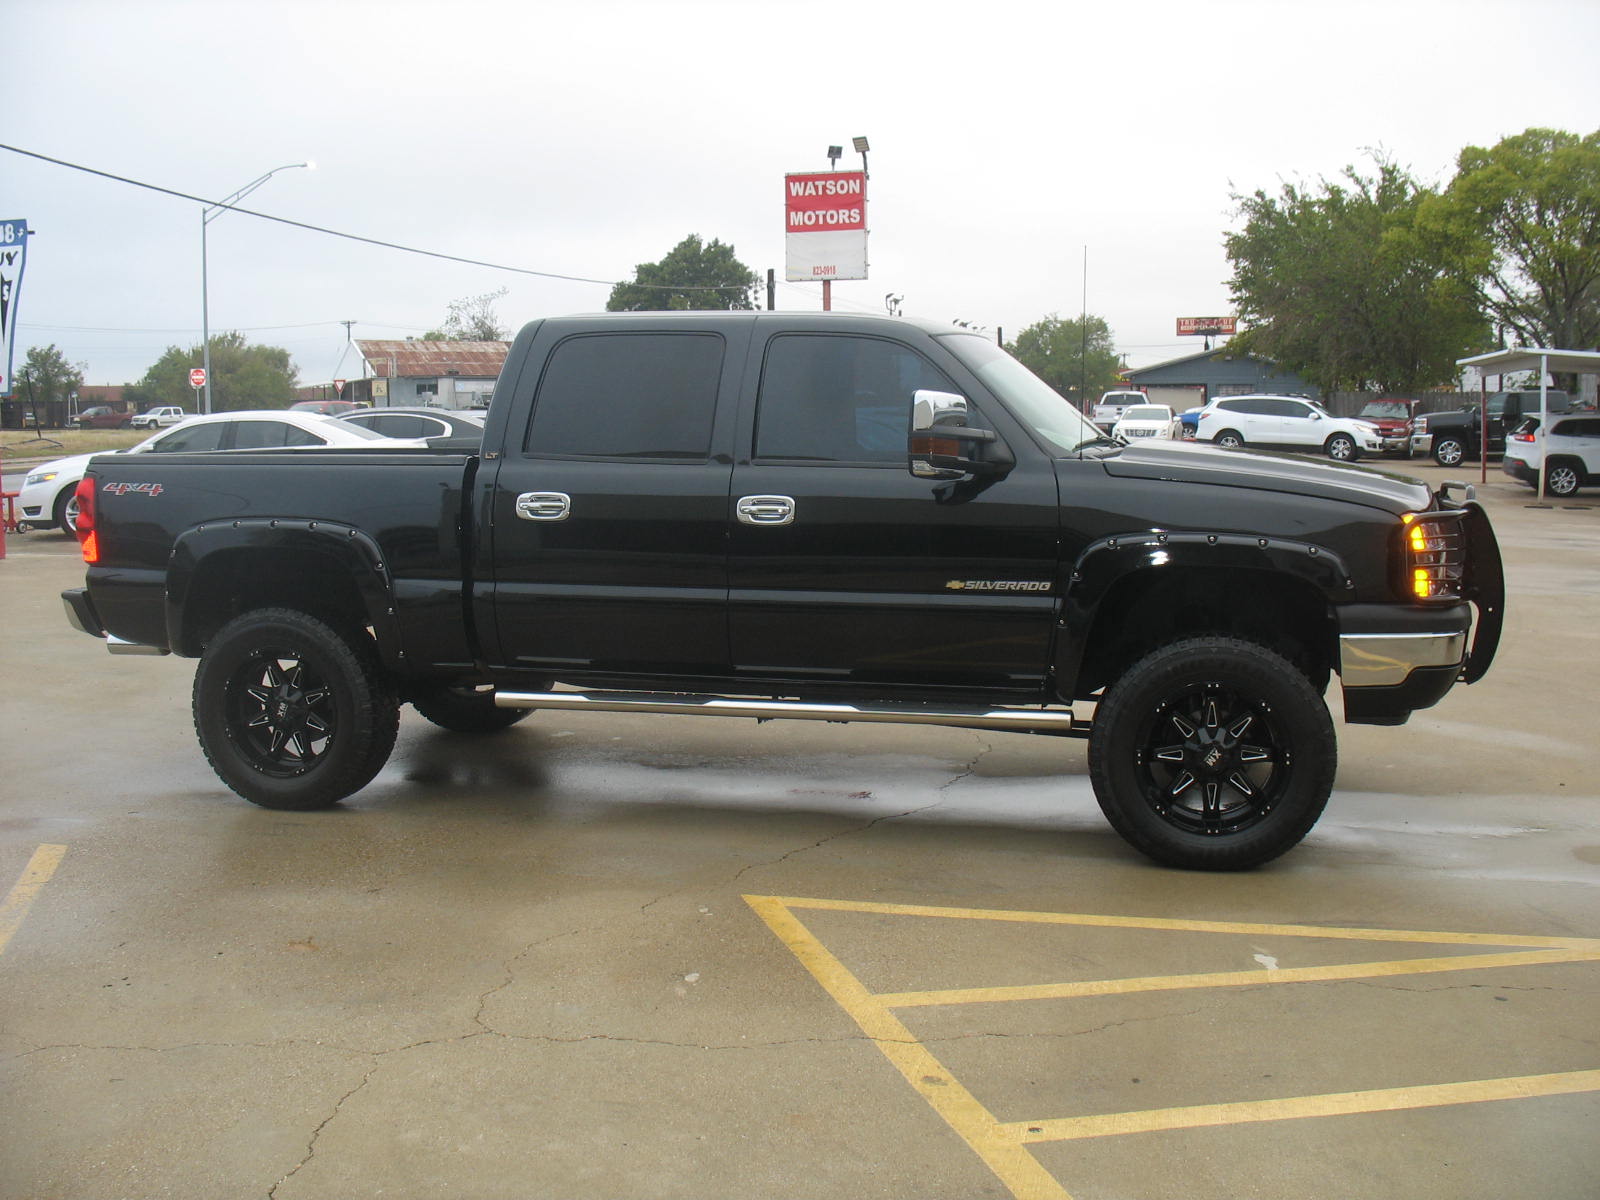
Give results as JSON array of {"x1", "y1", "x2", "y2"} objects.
[{"x1": 200, "y1": 161, "x2": 312, "y2": 413}]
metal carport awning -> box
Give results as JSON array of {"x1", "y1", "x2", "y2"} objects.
[{"x1": 1455, "y1": 348, "x2": 1600, "y2": 491}]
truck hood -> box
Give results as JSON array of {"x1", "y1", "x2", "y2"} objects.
[{"x1": 1098, "y1": 439, "x2": 1432, "y2": 513}]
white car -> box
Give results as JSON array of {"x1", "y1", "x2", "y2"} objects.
[
  {"x1": 1111, "y1": 404, "x2": 1180, "y2": 442},
  {"x1": 1195, "y1": 394, "x2": 1383, "y2": 462},
  {"x1": 129, "y1": 406, "x2": 187, "y2": 429},
  {"x1": 1502, "y1": 413, "x2": 1600, "y2": 497},
  {"x1": 16, "y1": 409, "x2": 424, "y2": 534}
]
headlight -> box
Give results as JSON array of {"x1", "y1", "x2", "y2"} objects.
[
  {"x1": 24, "y1": 470, "x2": 58, "y2": 487},
  {"x1": 1400, "y1": 512, "x2": 1465, "y2": 601}
]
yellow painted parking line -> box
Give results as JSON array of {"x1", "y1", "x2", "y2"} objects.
[
  {"x1": 999, "y1": 1070, "x2": 1600, "y2": 1143},
  {"x1": 745, "y1": 894, "x2": 1600, "y2": 1200},
  {"x1": 874, "y1": 948, "x2": 1600, "y2": 1008},
  {"x1": 0, "y1": 844, "x2": 68, "y2": 957},
  {"x1": 745, "y1": 894, "x2": 1073, "y2": 1200}
]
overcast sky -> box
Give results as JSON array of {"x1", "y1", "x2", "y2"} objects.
[{"x1": 6, "y1": 0, "x2": 1598, "y2": 388}]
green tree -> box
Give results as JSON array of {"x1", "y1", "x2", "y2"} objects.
[
  {"x1": 137, "y1": 332, "x2": 297, "y2": 411},
  {"x1": 1225, "y1": 156, "x2": 1488, "y2": 392},
  {"x1": 1004, "y1": 314, "x2": 1121, "y2": 405},
  {"x1": 606, "y1": 235, "x2": 758, "y2": 311},
  {"x1": 1421, "y1": 127, "x2": 1600, "y2": 355},
  {"x1": 423, "y1": 287, "x2": 511, "y2": 341},
  {"x1": 17, "y1": 344, "x2": 85, "y2": 413}
]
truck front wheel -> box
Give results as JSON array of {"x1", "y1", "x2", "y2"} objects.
[
  {"x1": 1088, "y1": 637, "x2": 1336, "y2": 870},
  {"x1": 1433, "y1": 437, "x2": 1466, "y2": 467},
  {"x1": 193, "y1": 608, "x2": 399, "y2": 810}
]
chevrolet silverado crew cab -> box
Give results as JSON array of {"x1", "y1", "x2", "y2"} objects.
[{"x1": 60, "y1": 312, "x2": 1504, "y2": 871}]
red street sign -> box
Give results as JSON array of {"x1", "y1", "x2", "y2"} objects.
[
  {"x1": 333, "y1": 379, "x2": 346, "y2": 395},
  {"x1": 189, "y1": 368, "x2": 207, "y2": 388}
]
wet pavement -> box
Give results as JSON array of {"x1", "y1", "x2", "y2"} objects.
[{"x1": 1, "y1": 462, "x2": 1596, "y2": 1199}]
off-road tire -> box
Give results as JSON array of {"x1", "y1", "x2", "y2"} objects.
[
  {"x1": 1088, "y1": 636, "x2": 1336, "y2": 870},
  {"x1": 193, "y1": 608, "x2": 399, "y2": 810}
]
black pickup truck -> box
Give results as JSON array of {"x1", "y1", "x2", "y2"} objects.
[
  {"x1": 1413, "y1": 389, "x2": 1571, "y2": 466},
  {"x1": 61, "y1": 312, "x2": 1504, "y2": 870}
]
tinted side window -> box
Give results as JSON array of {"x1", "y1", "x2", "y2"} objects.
[
  {"x1": 755, "y1": 334, "x2": 956, "y2": 463},
  {"x1": 231, "y1": 420, "x2": 300, "y2": 449},
  {"x1": 1269, "y1": 399, "x2": 1312, "y2": 418},
  {"x1": 149, "y1": 423, "x2": 226, "y2": 452},
  {"x1": 363, "y1": 414, "x2": 440, "y2": 439},
  {"x1": 526, "y1": 333, "x2": 723, "y2": 459}
]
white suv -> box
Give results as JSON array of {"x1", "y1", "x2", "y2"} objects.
[
  {"x1": 1502, "y1": 414, "x2": 1600, "y2": 497},
  {"x1": 1195, "y1": 394, "x2": 1383, "y2": 462}
]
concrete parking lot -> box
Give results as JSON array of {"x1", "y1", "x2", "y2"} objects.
[{"x1": 1, "y1": 460, "x2": 1596, "y2": 1200}]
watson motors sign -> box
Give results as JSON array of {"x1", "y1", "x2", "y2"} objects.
[{"x1": 784, "y1": 171, "x2": 867, "y2": 282}]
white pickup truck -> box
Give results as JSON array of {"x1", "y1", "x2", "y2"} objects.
[
  {"x1": 1091, "y1": 390, "x2": 1146, "y2": 428},
  {"x1": 130, "y1": 406, "x2": 187, "y2": 430}
]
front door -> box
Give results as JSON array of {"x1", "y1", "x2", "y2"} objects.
[{"x1": 727, "y1": 331, "x2": 1060, "y2": 697}]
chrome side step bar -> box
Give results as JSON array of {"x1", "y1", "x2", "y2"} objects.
[{"x1": 494, "y1": 689, "x2": 1085, "y2": 738}]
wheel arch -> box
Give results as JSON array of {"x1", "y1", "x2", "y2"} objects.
[
  {"x1": 167, "y1": 520, "x2": 402, "y2": 668},
  {"x1": 1059, "y1": 534, "x2": 1347, "y2": 700}
]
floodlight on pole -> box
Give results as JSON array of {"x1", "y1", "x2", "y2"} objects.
[
  {"x1": 200, "y1": 160, "x2": 313, "y2": 413},
  {"x1": 852, "y1": 135, "x2": 870, "y2": 177},
  {"x1": 826, "y1": 144, "x2": 842, "y2": 167}
]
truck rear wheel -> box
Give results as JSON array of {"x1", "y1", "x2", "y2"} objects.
[
  {"x1": 1088, "y1": 637, "x2": 1336, "y2": 870},
  {"x1": 410, "y1": 683, "x2": 532, "y2": 732},
  {"x1": 193, "y1": 608, "x2": 399, "y2": 810}
]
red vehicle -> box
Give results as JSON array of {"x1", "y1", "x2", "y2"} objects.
[
  {"x1": 68, "y1": 406, "x2": 133, "y2": 429},
  {"x1": 1356, "y1": 399, "x2": 1421, "y2": 457}
]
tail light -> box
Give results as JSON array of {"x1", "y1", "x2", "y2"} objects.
[
  {"x1": 1510, "y1": 431, "x2": 1537, "y2": 443},
  {"x1": 73, "y1": 476, "x2": 98, "y2": 564},
  {"x1": 1400, "y1": 512, "x2": 1465, "y2": 602}
]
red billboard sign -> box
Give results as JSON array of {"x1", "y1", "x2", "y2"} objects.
[
  {"x1": 1177, "y1": 317, "x2": 1237, "y2": 336},
  {"x1": 785, "y1": 170, "x2": 868, "y2": 282}
]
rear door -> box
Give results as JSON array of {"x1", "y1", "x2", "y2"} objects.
[
  {"x1": 726, "y1": 329, "x2": 1060, "y2": 695},
  {"x1": 483, "y1": 324, "x2": 743, "y2": 681}
]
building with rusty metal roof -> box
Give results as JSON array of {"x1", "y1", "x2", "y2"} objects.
[{"x1": 346, "y1": 339, "x2": 511, "y2": 409}]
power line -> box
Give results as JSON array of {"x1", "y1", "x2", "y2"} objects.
[{"x1": 2, "y1": 143, "x2": 754, "y2": 295}]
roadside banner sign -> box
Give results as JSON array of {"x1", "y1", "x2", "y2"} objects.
[
  {"x1": 785, "y1": 171, "x2": 868, "y2": 282},
  {"x1": 0, "y1": 219, "x2": 30, "y2": 397},
  {"x1": 189, "y1": 368, "x2": 207, "y2": 389},
  {"x1": 1177, "y1": 316, "x2": 1238, "y2": 336}
]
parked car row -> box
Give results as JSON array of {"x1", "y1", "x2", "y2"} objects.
[{"x1": 15, "y1": 410, "x2": 432, "y2": 534}]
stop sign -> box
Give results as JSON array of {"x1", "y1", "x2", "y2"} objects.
[{"x1": 189, "y1": 368, "x2": 207, "y2": 388}]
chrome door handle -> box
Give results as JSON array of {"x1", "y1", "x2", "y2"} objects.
[
  {"x1": 736, "y1": 495, "x2": 796, "y2": 526},
  {"x1": 515, "y1": 491, "x2": 571, "y2": 521}
]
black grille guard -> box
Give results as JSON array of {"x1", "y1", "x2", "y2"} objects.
[{"x1": 1458, "y1": 501, "x2": 1504, "y2": 684}]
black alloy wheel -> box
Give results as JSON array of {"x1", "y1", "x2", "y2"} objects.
[
  {"x1": 1088, "y1": 637, "x2": 1336, "y2": 870},
  {"x1": 194, "y1": 608, "x2": 398, "y2": 809}
]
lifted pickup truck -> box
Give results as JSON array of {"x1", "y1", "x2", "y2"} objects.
[
  {"x1": 1412, "y1": 389, "x2": 1570, "y2": 466},
  {"x1": 61, "y1": 312, "x2": 1504, "y2": 870}
]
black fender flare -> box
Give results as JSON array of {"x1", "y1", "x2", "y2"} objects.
[
  {"x1": 166, "y1": 519, "x2": 404, "y2": 669},
  {"x1": 1055, "y1": 531, "x2": 1353, "y2": 695}
]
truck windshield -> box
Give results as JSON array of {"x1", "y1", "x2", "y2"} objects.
[{"x1": 935, "y1": 333, "x2": 1105, "y2": 455}]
